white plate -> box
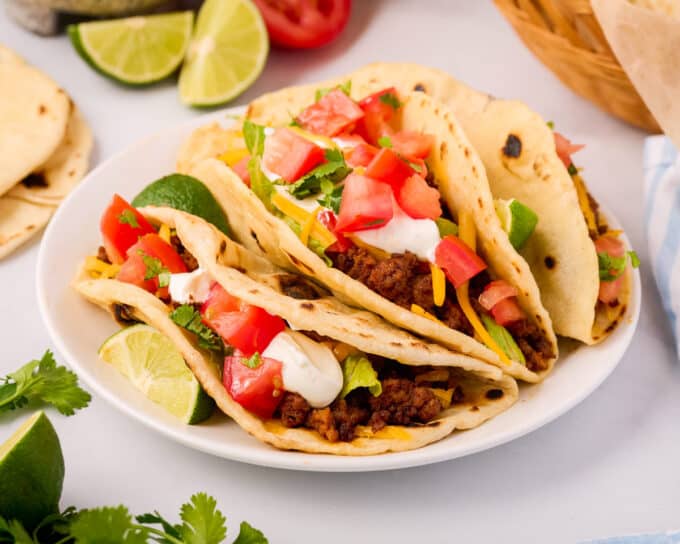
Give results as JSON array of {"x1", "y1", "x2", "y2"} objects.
[{"x1": 36, "y1": 107, "x2": 641, "y2": 472}]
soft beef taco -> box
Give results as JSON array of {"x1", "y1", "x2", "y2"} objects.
[
  {"x1": 177, "y1": 84, "x2": 558, "y2": 382},
  {"x1": 313, "y1": 62, "x2": 636, "y2": 344},
  {"x1": 74, "y1": 198, "x2": 517, "y2": 455}
]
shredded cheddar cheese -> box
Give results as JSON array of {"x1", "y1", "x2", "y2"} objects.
[
  {"x1": 219, "y1": 147, "x2": 249, "y2": 166},
  {"x1": 411, "y1": 304, "x2": 444, "y2": 324},
  {"x1": 455, "y1": 211, "x2": 512, "y2": 366},
  {"x1": 288, "y1": 126, "x2": 336, "y2": 150},
  {"x1": 271, "y1": 193, "x2": 336, "y2": 248},
  {"x1": 84, "y1": 256, "x2": 120, "y2": 279},
  {"x1": 158, "y1": 223, "x2": 171, "y2": 244},
  {"x1": 429, "y1": 263, "x2": 446, "y2": 306},
  {"x1": 300, "y1": 206, "x2": 321, "y2": 246},
  {"x1": 354, "y1": 426, "x2": 411, "y2": 440},
  {"x1": 430, "y1": 388, "x2": 454, "y2": 409},
  {"x1": 572, "y1": 173, "x2": 598, "y2": 236}
]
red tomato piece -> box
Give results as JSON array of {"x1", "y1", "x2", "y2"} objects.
[
  {"x1": 391, "y1": 131, "x2": 435, "y2": 159},
  {"x1": 100, "y1": 194, "x2": 155, "y2": 264},
  {"x1": 116, "y1": 253, "x2": 156, "y2": 292},
  {"x1": 223, "y1": 355, "x2": 284, "y2": 419},
  {"x1": 554, "y1": 132, "x2": 585, "y2": 169},
  {"x1": 252, "y1": 0, "x2": 351, "y2": 50},
  {"x1": 395, "y1": 174, "x2": 441, "y2": 220},
  {"x1": 358, "y1": 87, "x2": 400, "y2": 121},
  {"x1": 478, "y1": 280, "x2": 519, "y2": 311},
  {"x1": 231, "y1": 154, "x2": 251, "y2": 186},
  {"x1": 490, "y1": 297, "x2": 526, "y2": 326},
  {"x1": 434, "y1": 236, "x2": 487, "y2": 288},
  {"x1": 317, "y1": 210, "x2": 352, "y2": 252},
  {"x1": 598, "y1": 276, "x2": 624, "y2": 304},
  {"x1": 127, "y1": 234, "x2": 187, "y2": 274},
  {"x1": 263, "y1": 128, "x2": 325, "y2": 183},
  {"x1": 296, "y1": 89, "x2": 364, "y2": 137},
  {"x1": 201, "y1": 284, "x2": 286, "y2": 356},
  {"x1": 365, "y1": 148, "x2": 415, "y2": 188},
  {"x1": 345, "y1": 142, "x2": 379, "y2": 168},
  {"x1": 595, "y1": 235, "x2": 626, "y2": 303},
  {"x1": 334, "y1": 173, "x2": 394, "y2": 233},
  {"x1": 354, "y1": 110, "x2": 393, "y2": 145}
]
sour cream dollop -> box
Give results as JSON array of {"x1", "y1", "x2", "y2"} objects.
[
  {"x1": 168, "y1": 268, "x2": 213, "y2": 305},
  {"x1": 262, "y1": 329, "x2": 343, "y2": 408}
]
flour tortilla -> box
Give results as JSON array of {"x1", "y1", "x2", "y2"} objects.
[
  {"x1": 0, "y1": 197, "x2": 54, "y2": 259},
  {"x1": 0, "y1": 44, "x2": 71, "y2": 196},
  {"x1": 183, "y1": 89, "x2": 558, "y2": 382},
  {"x1": 74, "y1": 207, "x2": 517, "y2": 455}
]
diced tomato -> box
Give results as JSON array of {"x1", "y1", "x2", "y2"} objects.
[
  {"x1": 598, "y1": 276, "x2": 624, "y2": 304},
  {"x1": 434, "y1": 235, "x2": 487, "y2": 288},
  {"x1": 391, "y1": 131, "x2": 434, "y2": 159},
  {"x1": 407, "y1": 157, "x2": 428, "y2": 177},
  {"x1": 490, "y1": 297, "x2": 525, "y2": 326},
  {"x1": 231, "y1": 154, "x2": 251, "y2": 186},
  {"x1": 478, "y1": 280, "x2": 519, "y2": 311},
  {"x1": 223, "y1": 355, "x2": 284, "y2": 419},
  {"x1": 395, "y1": 174, "x2": 441, "y2": 220},
  {"x1": 263, "y1": 128, "x2": 325, "y2": 183},
  {"x1": 354, "y1": 110, "x2": 393, "y2": 146},
  {"x1": 358, "y1": 87, "x2": 400, "y2": 122},
  {"x1": 345, "y1": 142, "x2": 379, "y2": 168},
  {"x1": 554, "y1": 132, "x2": 585, "y2": 169},
  {"x1": 116, "y1": 253, "x2": 155, "y2": 292},
  {"x1": 334, "y1": 174, "x2": 394, "y2": 233},
  {"x1": 296, "y1": 89, "x2": 364, "y2": 137},
  {"x1": 201, "y1": 283, "x2": 286, "y2": 356},
  {"x1": 365, "y1": 148, "x2": 414, "y2": 188},
  {"x1": 100, "y1": 194, "x2": 155, "y2": 264},
  {"x1": 317, "y1": 210, "x2": 352, "y2": 252},
  {"x1": 595, "y1": 235, "x2": 626, "y2": 303}
]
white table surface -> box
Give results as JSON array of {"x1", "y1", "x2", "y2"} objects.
[{"x1": 1, "y1": 1, "x2": 678, "y2": 542}]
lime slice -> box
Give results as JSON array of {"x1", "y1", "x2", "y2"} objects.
[
  {"x1": 99, "y1": 324, "x2": 214, "y2": 424},
  {"x1": 131, "y1": 173, "x2": 231, "y2": 235},
  {"x1": 0, "y1": 411, "x2": 64, "y2": 530},
  {"x1": 68, "y1": 11, "x2": 194, "y2": 85},
  {"x1": 179, "y1": 0, "x2": 268, "y2": 106},
  {"x1": 495, "y1": 198, "x2": 538, "y2": 250}
]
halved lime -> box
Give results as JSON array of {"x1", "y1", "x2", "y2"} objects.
[
  {"x1": 68, "y1": 11, "x2": 194, "y2": 85},
  {"x1": 99, "y1": 324, "x2": 214, "y2": 424},
  {"x1": 495, "y1": 198, "x2": 539, "y2": 250},
  {"x1": 179, "y1": 0, "x2": 268, "y2": 106},
  {"x1": 131, "y1": 173, "x2": 231, "y2": 235},
  {"x1": 0, "y1": 411, "x2": 64, "y2": 530}
]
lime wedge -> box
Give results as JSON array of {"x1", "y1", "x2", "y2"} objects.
[
  {"x1": 132, "y1": 173, "x2": 231, "y2": 235},
  {"x1": 99, "y1": 324, "x2": 214, "y2": 424},
  {"x1": 0, "y1": 411, "x2": 64, "y2": 530},
  {"x1": 179, "y1": 0, "x2": 268, "y2": 106},
  {"x1": 68, "y1": 11, "x2": 194, "y2": 85},
  {"x1": 495, "y1": 198, "x2": 538, "y2": 250}
]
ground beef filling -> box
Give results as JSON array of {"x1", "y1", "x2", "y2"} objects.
[
  {"x1": 170, "y1": 235, "x2": 199, "y2": 272},
  {"x1": 277, "y1": 274, "x2": 322, "y2": 300},
  {"x1": 277, "y1": 361, "x2": 452, "y2": 442},
  {"x1": 329, "y1": 246, "x2": 553, "y2": 372}
]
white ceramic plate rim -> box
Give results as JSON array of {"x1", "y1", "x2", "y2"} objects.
[{"x1": 36, "y1": 107, "x2": 641, "y2": 472}]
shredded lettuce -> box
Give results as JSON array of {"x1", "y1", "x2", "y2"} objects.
[
  {"x1": 243, "y1": 120, "x2": 265, "y2": 156},
  {"x1": 248, "y1": 156, "x2": 274, "y2": 211},
  {"x1": 435, "y1": 217, "x2": 458, "y2": 237},
  {"x1": 598, "y1": 250, "x2": 640, "y2": 281},
  {"x1": 480, "y1": 315, "x2": 526, "y2": 365},
  {"x1": 340, "y1": 355, "x2": 382, "y2": 398},
  {"x1": 281, "y1": 216, "x2": 333, "y2": 266},
  {"x1": 288, "y1": 148, "x2": 351, "y2": 199}
]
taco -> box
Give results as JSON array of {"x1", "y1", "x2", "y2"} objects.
[
  {"x1": 74, "y1": 198, "x2": 517, "y2": 454},
  {"x1": 311, "y1": 62, "x2": 636, "y2": 344},
  {"x1": 178, "y1": 84, "x2": 558, "y2": 382}
]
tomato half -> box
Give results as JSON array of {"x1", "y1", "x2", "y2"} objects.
[
  {"x1": 434, "y1": 235, "x2": 487, "y2": 288},
  {"x1": 296, "y1": 89, "x2": 364, "y2": 137},
  {"x1": 345, "y1": 142, "x2": 378, "y2": 168},
  {"x1": 252, "y1": 0, "x2": 351, "y2": 49},
  {"x1": 100, "y1": 194, "x2": 155, "y2": 264},
  {"x1": 231, "y1": 154, "x2": 251, "y2": 186},
  {"x1": 263, "y1": 128, "x2": 325, "y2": 183},
  {"x1": 334, "y1": 173, "x2": 394, "y2": 233},
  {"x1": 554, "y1": 132, "x2": 585, "y2": 169},
  {"x1": 365, "y1": 148, "x2": 414, "y2": 188},
  {"x1": 396, "y1": 174, "x2": 441, "y2": 220},
  {"x1": 223, "y1": 355, "x2": 284, "y2": 419},
  {"x1": 478, "y1": 280, "x2": 519, "y2": 311},
  {"x1": 201, "y1": 283, "x2": 286, "y2": 356},
  {"x1": 490, "y1": 297, "x2": 525, "y2": 326},
  {"x1": 391, "y1": 131, "x2": 434, "y2": 159}
]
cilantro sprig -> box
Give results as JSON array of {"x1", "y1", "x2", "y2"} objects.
[
  {"x1": 0, "y1": 351, "x2": 90, "y2": 416},
  {"x1": 138, "y1": 251, "x2": 170, "y2": 288},
  {"x1": 288, "y1": 148, "x2": 352, "y2": 200},
  {"x1": 598, "y1": 250, "x2": 640, "y2": 282},
  {"x1": 0, "y1": 493, "x2": 267, "y2": 544},
  {"x1": 314, "y1": 80, "x2": 352, "y2": 102},
  {"x1": 118, "y1": 209, "x2": 140, "y2": 229},
  {"x1": 378, "y1": 92, "x2": 401, "y2": 110},
  {"x1": 169, "y1": 305, "x2": 227, "y2": 354}
]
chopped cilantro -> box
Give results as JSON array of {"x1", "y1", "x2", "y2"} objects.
[
  {"x1": 568, "y1": 163, "x2": 578, "y2": 176},
  {"x1": 137, "y1": 251, "x2": 170, "y2": 286},
  {"x1": 546, "y1": 120, "x2": 555, "y2": 130},
  {"x1": 317, "y1": 183, "x2": 344, "y2": 214},
  {"x1": 379, "y1": 92, "x2": 401, "y2": 110},
  {"x1": 405, "y1": 158, "x2": 424, "y2": 173},
  {"x1": 629, "y1": 250, "x2": 641, "y2": 268},
  {"x1": 118, "y1": 209, "x2": 139, "y2": 229},
  {"x1": 288, "y1": 148, "x2": 351, "y2": 199},
  {"x1": 169, "y1": 305, "x2": 227, "y2": 354},
  {"x1": 598, "y1": 250, "x2": 640, "y2": 282},
  {"x1": 315, "y1": 80, "x2": 352, "y2": 102},
  {"x1": 378, "y1": 135, "x2": 392, "y2": 148},
  {"x1": 289, "y1": 117, "x2": 301, "y2": 128},
  {"x1": 242, "y1": 353, "x2": 262, "y2": 369}
]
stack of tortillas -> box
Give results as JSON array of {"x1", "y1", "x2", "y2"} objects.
[{"x1": 0, "y1": 44, "x2": 93, "y2": 260}]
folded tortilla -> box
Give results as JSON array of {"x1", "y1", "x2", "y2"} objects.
[
  {"x1": 74, "y1": 207, "x2": 518, "y2": 455},
  {"x1": 180, "y1": 86, "x2": 558, "y2": 382}
]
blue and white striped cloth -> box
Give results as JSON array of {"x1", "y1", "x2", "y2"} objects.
[{"x1": 644, "y1": 135, "x2": 680, "y2": 359}]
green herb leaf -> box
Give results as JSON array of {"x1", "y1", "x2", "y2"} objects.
[
  {"x1": 233, "y1": 521, "x2": 269, "y2": 544},
  {"x1": 435, "y1": 217, "x2": 458, "y2": 237},
  {"x1": 118, "y1": 209, "x2": 139, "y2": 229},
  {"x1": 340, "y1": 355, "x2": 382, "y2": 398},
  {"x1": 628, "y1": 250, "x2": 640, "y2": 269},
  {"x1": 69, "y1": 506, "x2": 148, "y2": 543},
  {"x1": 170, "y1": 305, "x2": 226, "y2": 354},
  {"x1": 480, "y1": 315, "x2": 526, "y2": 365},
  {"x1": 136, "y1": 511, "x2": 182, "y2": 541},
  {"x1": 281, "y1": 216, "x2": 333, "y2": 266},
  {"x1": 317, "y1": 184, "x2": 344, "y2": 215},
  {"x1": 0, "y1": 351, "x2": 90, "y2": 416},
  {"x1": 288, "y1": 148, "x2": 352, "y2": 199},
  {"x1": 378, "y1": 136, "x2": 392, "y2": 148},
  {"x1": 568, "y1": 163, "x2": 578, "y2": 176},
  {"x1": 243, "y1": 120, "x2": 266, "y2": 157},
  {"x1": 137, "y1": 251, "x2": 170, "y2": 284},
  {"x1": 405, "y1": 158, "x2": 424, "y2": 173},
  {"x1": 379, "y1": 92, "x2": 401, "y2": 110},
  {"x1": 315, "y1": 80, "x2": 352, "y2": 102},
  {"x1": 598, "y1": 250, "x2": 639, "y2": 281},
  {"x1": 243, "y1": 353, "x2": 262, "y2": 369},
  {"x1": 179, "y1": 492, "x2": 227, "y2": 544},
  {"x1": 0, "y1": 515, "x2": 34, "y2": 544},
  {"x1": 546, "y1": 120, "x2": 555, "y2": 130}
]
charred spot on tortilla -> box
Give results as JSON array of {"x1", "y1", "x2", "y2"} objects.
[
  {"x1": 464, "y1": 147, "x2": 470, "y2": 158},
  {"x1": 249, "y1": 288, "x2": 259, "y2": 294},
  {"x1": 477, "y1": 197, "x2": 483, "y2": 208},
  {"x1": 113, "y1": 303, "x2": 138, "y2": 325},
  {"x1": 471, "y1": 406, "x2": 480, "y2": 412},
  {"x1": 439, "y1": 141, "x2": 447, "y2": 158},
  {"x1": 544, "y1": 256, "x2": 556, "y2": 269},
  {"x1": 502, "y1": 134, "x2": 522, "y2": 158},
  {"x1": 300, "y1": 302, "x2": 314, "y2": 310},
  {"x1": 249, "y1": 229, "x2": 265, "y2": 252},
  {"x1": 485, "y1": 389, "x2": 503, "y2": 400},
  {"x1": 279, "y1": 274, "x2": 322, "y2": 300},
  {"x1": 21, "y1": 172, "x2": 47, "y2": 188},
  {"x1": 38, "y1": 104, "x2": 46, "y2": 115},
  {"x1": 389, "y1": 341, "x2": 402, "y2": 347},
  {"x1": 413, "y1": 83, "x2": 426, "y2": 92}
]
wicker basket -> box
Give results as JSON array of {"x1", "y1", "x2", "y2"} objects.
[{"x1": 494, "y1": 0, "x2": 661, "y2": 133}]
